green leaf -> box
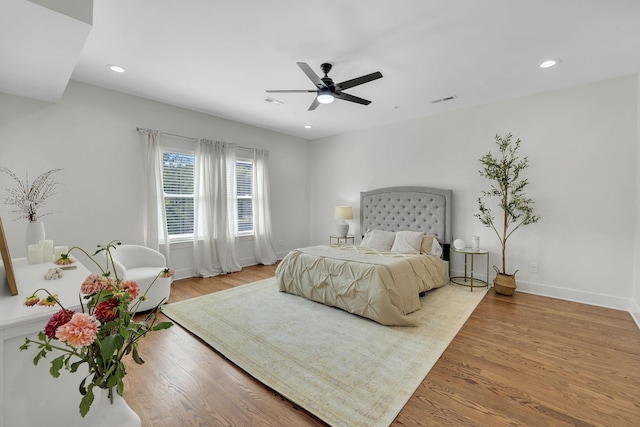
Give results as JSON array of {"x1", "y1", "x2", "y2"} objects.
[
  {"x1": 33, "y1": 349, "x2": 47, "y2": 366},
  {"x1": 49, "y1": 355, "x2": 65, "y2": 378},
  {"x1": 132, "y1": 346, "x2": 145, "y2": 365},
  {"x1": 100, "y1": 334, "x2": 125, "y2": 363},
  {"x1": 70, "y1": 360, "x2": 84, "y2": 373},
  {"x1": 152, "y1": 321, "x2": 173, "y2": 331},
  {"x1": 79, "y1": 377, "x2": 87, "y2": 395},
  {"x1": 80, "y1": 385, "x2": 95, "y2": 417}
]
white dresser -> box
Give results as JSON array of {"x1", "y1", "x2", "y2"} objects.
[{"x1": 1, "y1": 258, "x2": 92, "y2": 427}]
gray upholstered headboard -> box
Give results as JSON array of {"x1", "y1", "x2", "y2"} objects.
[{"x1": 360, "y1": 186, "x2": 452, "y2": 246}]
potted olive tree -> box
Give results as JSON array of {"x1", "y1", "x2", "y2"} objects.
[{"x1": 475, "y1": 133, "x2": 540, "y2": 295}]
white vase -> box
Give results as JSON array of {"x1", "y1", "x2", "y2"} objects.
[
  {"x1": 78, "y1": 388, "x2": 141, "y2": 427},
  {"x1": 25, "y1": 221, "x2": 46, "y2": 248}
]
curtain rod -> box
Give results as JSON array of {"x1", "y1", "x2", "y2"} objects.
[{"x1": 136, "y1": 127, "x2": 252, "y2": 150}]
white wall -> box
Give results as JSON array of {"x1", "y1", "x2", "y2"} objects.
[
  {"x1": 2, "y1": 75, "x2": 639, "y2": 315},
  {"x1": 632, "y1": 72, "x2": 640, "y2": 327},
  {"x1": 309, "y1": 74, "x2": 638, "y2": 311},
  {"x1": 0, "y1": 81, "x2": 311, "y2": 279}
]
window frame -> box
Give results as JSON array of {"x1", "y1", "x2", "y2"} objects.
[
  {"x1": 161, "y1": 147, "x2": 195, "y2": 243},
  {"x1": 235, "y1": 156, "x2": 254, "y2": 237}
]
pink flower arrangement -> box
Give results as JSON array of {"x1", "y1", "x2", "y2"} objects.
[
  {"x1": 20, "y1": 241, "x2": 173, "y2": 417},
  {"x1": 55, "y1": 313, "x2": 99, "y2": 348}
]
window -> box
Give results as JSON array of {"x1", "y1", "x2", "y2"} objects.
[
  {"x1": 160, "y1": 150, "x2": 253, "y2": 238},
  {"x1": 236, "y1": 160, "x2": 253, "y2": 234},
  {"x1": 162, "y1": 151, "x2": 194, "y2": 237}
]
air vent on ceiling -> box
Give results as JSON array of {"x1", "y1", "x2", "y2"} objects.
[{"x1": 431, "y1": 95, "x2": 457, "y2": 104}]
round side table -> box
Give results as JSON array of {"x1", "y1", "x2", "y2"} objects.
[{"x1": 450, "y1": 247, "x2": 489, "y2": 291}]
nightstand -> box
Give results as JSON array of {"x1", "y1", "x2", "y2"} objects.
[
  {"x1": 450, "y1": 247, "x2": 489, "y2": 291},
  {"x1": 330, "y1": 235, "x2": 355, "y2": 245}
]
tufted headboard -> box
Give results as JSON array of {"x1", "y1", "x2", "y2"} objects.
[{"x1": 360, "y1": 186, "x2": 453, "y2": 250}]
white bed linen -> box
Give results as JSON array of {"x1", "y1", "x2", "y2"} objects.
[{"x1": 275, "y1": 245, "x2": 448, "y2": 326}]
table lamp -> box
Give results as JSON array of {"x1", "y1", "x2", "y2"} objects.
[{"x1": 334, "y1": 206, "x2": 353, "y2": 238}]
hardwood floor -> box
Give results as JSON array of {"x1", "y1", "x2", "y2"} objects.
[{"x1": 124, "y1": 264, "x2": 640, "y2": 426}]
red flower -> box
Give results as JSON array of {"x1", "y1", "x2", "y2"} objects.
[
  {"x1": 44, "y1": 309, "x2": 74, "y2": 339},
  {"x1": 95, "y1": 298, "x2": 119, "y2": 323}
]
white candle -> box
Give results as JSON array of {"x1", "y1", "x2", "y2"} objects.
[
  {"x1": 27, "y1": 244, "x2": 44, "y2": 264},
  {"x1": 40, "y1": 239, "x2": 54, "y2": 262},
  {"x1": 472, "y1": 236, "x2": 480, "y2": 250},
  {"x1": 54, "y1": 245, "x2": 68, "y2": 260}
]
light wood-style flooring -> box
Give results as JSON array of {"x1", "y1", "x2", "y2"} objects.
[{"x1": 124, "y1": 263, "x2": 640, "y2": 426}]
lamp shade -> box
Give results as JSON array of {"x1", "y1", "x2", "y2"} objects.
[{"x1": 334, "y1": 206, "x2": 353, "y2": 220}]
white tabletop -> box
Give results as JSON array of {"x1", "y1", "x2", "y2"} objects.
[{"x1": 0, "y1": 258, "x2": 90, "y2": 329}]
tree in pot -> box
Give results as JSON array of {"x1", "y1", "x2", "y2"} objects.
[{"x1": 475, "y1": 133, "x2": 540, "y2": 295}]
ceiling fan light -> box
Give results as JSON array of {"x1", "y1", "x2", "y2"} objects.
[{"x1": 317, "y1": 89, "x2": 334, "y2": 104}]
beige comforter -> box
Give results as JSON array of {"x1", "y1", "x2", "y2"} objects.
[{"x1": 275, "y1": 245, "x2": 448, "y2": 326}]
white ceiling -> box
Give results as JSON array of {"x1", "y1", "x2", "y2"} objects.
[{"x1": 3, "y1": 0, "x2": 640, "y2": 140}]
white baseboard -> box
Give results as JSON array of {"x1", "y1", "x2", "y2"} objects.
[
  {"x1": 631, "y1": 299, "x2": 640, "y2": 330},
  {"x1": 449, "y1": 268, "x2": 636, "y2": 327}
]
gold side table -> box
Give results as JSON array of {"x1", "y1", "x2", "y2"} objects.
[{"x1": 450, "y1": 247, "x2": 489, "y2": 291}]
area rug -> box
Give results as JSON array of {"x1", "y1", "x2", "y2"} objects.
[{"x1": 161, "y1": 278, "x2": 486, "y2": 427}]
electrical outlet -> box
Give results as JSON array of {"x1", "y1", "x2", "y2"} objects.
[{"x1": 530, "y1": 262, "x2": 538, "y2": 274}]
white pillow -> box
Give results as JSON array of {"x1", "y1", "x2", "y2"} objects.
[
  {"x1": 360, "y1": 229, "x2": 372, "y2": 247},
  {"x1": 364, "y1": 229, "x2": 396, "y2": 251},
  {"x1": 430, "y1": 238, "x2": 443, "y2": 257},
  {"x1": 390, "y1": 230, "x2": 424, "y2": 254}
]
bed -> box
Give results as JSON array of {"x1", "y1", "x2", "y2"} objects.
[{"x1": 276, "y1": 186, "x2": 452, "y2": 326}]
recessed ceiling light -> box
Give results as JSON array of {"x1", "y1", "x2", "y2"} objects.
[
  {"x1": 304, "y1": 125, "x2": 312, "y2": 129},
  {"x1": 539, "y1": 59, "x2": 560, "y2": 68},
  {"x1": 107, "y1": 64, "x2": 125, "y2": 73}
]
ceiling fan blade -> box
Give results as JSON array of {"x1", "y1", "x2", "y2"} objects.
[
  {"x1": 334, "y1": 92, "x2": 371, "y2": 105},
  {"x1": 308, "y1": 97, "x2": 321, "y2": 111},
  {"x1": 297, "y1": 62, "x2": 326, "y2": 89},
  {"x1": 336, "y1": 71, "x2": 383, "y2": 91},
  {"x1": 266, "y1": 90, "x2": 316, "y2": 93}
]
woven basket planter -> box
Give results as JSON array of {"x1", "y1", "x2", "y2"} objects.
[{"x1": 493, "y1": 269, "x2": 517, "y2": 296}]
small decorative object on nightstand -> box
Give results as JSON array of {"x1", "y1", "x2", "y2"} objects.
[
  {"x1": 330, "y1": 235, "x2": 355, "y2": 245},
  {"x1": 450, "y1": 246, "x2": 489, "y2": 292}
]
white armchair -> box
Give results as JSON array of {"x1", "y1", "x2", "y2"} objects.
[{"x1": 108, "y1": 245, "x2": 172, "y2": 312}]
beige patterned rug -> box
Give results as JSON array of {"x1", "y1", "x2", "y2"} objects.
[{"x1": 161, "y1": 278, "x2": 486, "y2": 427}]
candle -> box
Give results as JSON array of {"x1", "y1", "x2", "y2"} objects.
[
  {"x1": 54, "y1": 245, "x2": 68, "y2": 260},
  {"x1": 27, "y1": 244, "x2": 44, "y2": 264},
  {"x1": 40, "y1": 239, "x2": 54, "y2": 262},
  {"x1": 472, "y1": 236, "x2": 480, "y2": 250}
]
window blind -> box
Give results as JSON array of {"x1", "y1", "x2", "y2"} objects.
[
  {"x1": 236, "y1": 160, "x2": 253, "y2": 233},
  {"x1": 162, "y1": 151, "x2": 195, "y2": 235}
]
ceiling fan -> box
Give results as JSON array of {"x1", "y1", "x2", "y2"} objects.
[{"x1": 266, "y1": 62, "x2": 383, "y2": 111}]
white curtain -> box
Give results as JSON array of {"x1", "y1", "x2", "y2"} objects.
[
  {"x1": 193, "y1": 139, "x2": 241, "y2": 276},
  {"x1": 143, "y1": 129, "x2": 171, "y2": 266},
  {"x1": 252, "y1": 149, "x2": 277, "y2": 265}
]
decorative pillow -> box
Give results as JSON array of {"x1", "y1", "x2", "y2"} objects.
[
  {"x1": 364, "y1": 229, "x2": 396, "y2": 251},
  {"x1": 420, "y1": 235, "x2": 435, "y2": 254},
  {"x1": 420, "y1": 235, "x2": 443, "y2": 257},
  {"x1": 360, "y1": 229, "x2": 372, "y2": 247},
  {"x1": 430, "y1": 238, "x2": 443, "y2": 257},
  {"x1": 390, "y1": 230, "x2": 424, "y2": 254}
]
